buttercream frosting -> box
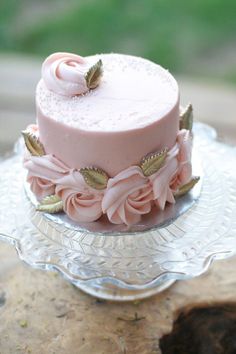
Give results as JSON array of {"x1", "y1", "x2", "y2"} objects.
[
  {"x1": 171, "y1": 129, "x2": 193, "y2": 191},
  {"x1": 149, "y1": 144, "x2": 179, "y2": 210},
  {"x1": 102, "y1": 166, "x2": 153, "y2": 225},
  {"x1": 24, "y1": 154, "x2": 69, "y2": 200},
  {"x1": 42, "y1": 52, "x2": 92, "y2": 97},
  {"x1": 56, "y1": 170, "x2": 103, "y2": 223}
]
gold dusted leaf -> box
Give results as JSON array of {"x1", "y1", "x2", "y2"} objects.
[
  {"x1": 140, "y1": 148, "x2": 168, "y2": 177},
  {"x1": 85, "y1": 59, "x2": 103, "y2": 89},
  {"x1": 36, "y1": 194, "x2": 63, "y2": 214},
  {"x1": 21, "y1": 130, "x2": 45, "y2": 156},
  {"x1": 174, "y1": 176, "x2": 200, "y2": 198},
  {"x1": 80, "y1": 167, "x2": 109, "y2": 190},
  {"x1": 180, "y1": 103, "x2": 193, "y2": 131}
]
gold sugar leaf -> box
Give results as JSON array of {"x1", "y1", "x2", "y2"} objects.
[
  {"x1": 140, "y1": 148, "x2": 168, "y2": 177},
  {"x1": 85, "y1": 59, "x2": 103, "y2": 89},
  {"x1": 80, "y1": 167, "x2": 109, "y2": 190},
  {"x1": 21, "y1": 130, "x2": 45, "y2": 156},
  {"x1": 174, "y1": 176, "x2": 200, "y2": 198},
  {"x1": 36, "y1": 194, "x2": 63, "y2": 214},
  {"x1": 180, "y1": 103, "x2": 193, "y2": 131}
]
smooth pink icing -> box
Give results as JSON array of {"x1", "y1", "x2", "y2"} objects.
[
  {"x1": 102, "y1": 166, "x2": 153, "y2": 225},
  {"x1": 56, "y1": 170, "x2": 103, "y2": 223},
  {"x1": 37, "y1": 54, "x2": 180, "y2": 177},
  {"x1": 37, "y1": 104, "x2": 179, "y2": 177},
  {"x1": 42, "y1": 52, "x2": 91, "y2": 96},
  {"x1": 24, "y1": 155, "x2": 69, "y2": 200},
  {"x1": 37, "y1": 104, "x2": 180, "y2": 177}
]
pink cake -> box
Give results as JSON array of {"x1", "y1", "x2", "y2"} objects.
[{"x1": 22, "y1": 52, "x2": 199, "y2": 226}]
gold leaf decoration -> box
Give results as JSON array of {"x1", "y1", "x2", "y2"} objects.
[
  {"x1": 36, "y1": 194, "x2": 63, "y2": 214},
  {"x1": 174, "y1": 176, "x2": 200, "y2": 198},
  {"x1": 85, "y1": 59, "x2": 103, "y2": 89},
  {"x1": 21, "y1": 130, "x2": 45, "y2": 156},
  {"x1": 140, "y1": 148, "x2": 168, "y2": 177},
  {"x1": 180, "y1": 103, "x2": 193, "y2": 131},
  {"x1": 80, "y1": 167, "x2": 109, "y2": 190}
]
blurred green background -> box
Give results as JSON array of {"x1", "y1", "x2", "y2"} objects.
[{"x1": 0, "y1": 0, "x2": 236, "y2": 82}]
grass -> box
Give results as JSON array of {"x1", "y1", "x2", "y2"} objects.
[{"x1": 1, "y1": 0, "x2": 236, "y2": 81}]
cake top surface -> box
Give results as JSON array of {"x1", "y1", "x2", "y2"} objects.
[{"x1": 37, "y1": 53, "x2": 179, "y2": 132}]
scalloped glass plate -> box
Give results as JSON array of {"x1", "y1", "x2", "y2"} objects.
[{"x1": 1, "y1": 123, "x2": 236, "y2": 301}]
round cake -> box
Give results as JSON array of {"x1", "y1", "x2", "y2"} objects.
[
  {"x1": 22, "y1": 52, "x2": 199, "y2": 226},
  {"x1": 37, "y1": 53, "x2": 179, "y2": 176}
]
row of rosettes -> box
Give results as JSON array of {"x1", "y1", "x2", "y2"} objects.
[{"x1": 23, "y1": 125, "x2": 198, "y2": 226}]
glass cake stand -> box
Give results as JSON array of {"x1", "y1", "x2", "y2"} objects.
[{"x1": 1, "y1": 123, "x2": 236, "y2": 301}]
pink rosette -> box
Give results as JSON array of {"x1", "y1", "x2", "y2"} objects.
[
  {"x1": 42, "y1": 52, "x2": 90, "y2": 96},
  {"x1": 149, "y1": 151, "x2": 179, "y2": 210},
  {"x1": 171, "y1": 129, "x2": 193, "y2": 191},
  {"x1": 29, "y1": 177, "x2": 55, "y2": 200},
  {"x1": 56, "y1": 170, "x2": 103, "y2": 223},
  {"x1": 102, "y1": 166, "x2": 153, "y2": 225},
  {"x1": 24, "y1": 155, "x2": 69, "y2": 200}
]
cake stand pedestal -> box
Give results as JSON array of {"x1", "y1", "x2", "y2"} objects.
[{"x1": 1, "y1": 123, "x2": 236, "y2": 301}]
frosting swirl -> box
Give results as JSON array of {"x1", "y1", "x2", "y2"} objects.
[
  {"x1": 149, "y1": 144, "x2": 179, "y2": 210},
  {"x1": 102, "y1": 166, "x2": 153, "y2": 225},
  {"x1": 24, "y1": 155, "x2": 69, "y2": 200},
  {"x1": 171, "y1": 129, "x2": 193, "y2": 191},
  {"x1": 28, "y1": 177, "x2": 55, "y2": 200},
  {"x1": 42, "y1": 52, "x2": 90, "y2": 96},
  {"x1": 56, "y1": 170, "x2": 103, "y2": 222}
]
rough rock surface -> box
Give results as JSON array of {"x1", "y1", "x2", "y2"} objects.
[{"x1": 1, "y1": 242, "x2": 236, "y2": 354}]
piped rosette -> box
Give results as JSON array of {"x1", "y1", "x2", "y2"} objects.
[{"x1": 42, "y1": 52, "x2": 103, "y2": 96}]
